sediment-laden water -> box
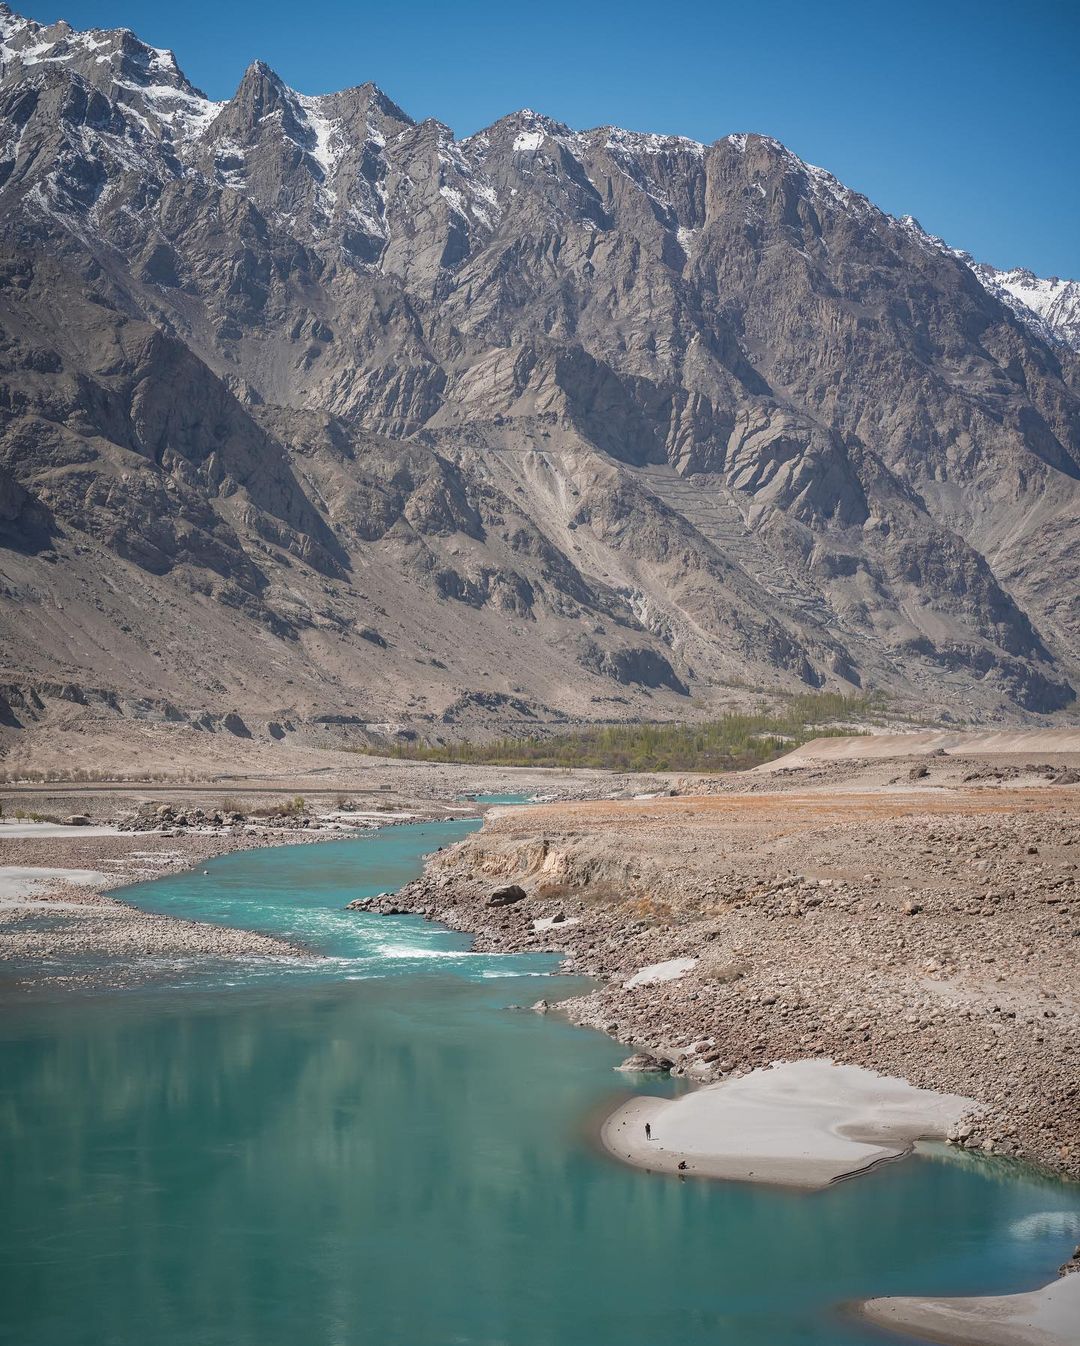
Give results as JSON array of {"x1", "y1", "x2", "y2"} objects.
[{"x1": 2, "y1": 820, "x2": 1078, "y2": 1346}]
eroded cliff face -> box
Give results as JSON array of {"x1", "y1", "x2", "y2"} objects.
[{"x1": 1, "y1": 4, "x2": 1078, "y2": 740}]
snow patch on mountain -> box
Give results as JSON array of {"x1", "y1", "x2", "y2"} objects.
[
  {"x1": 434, "y1": 127, "x2": 502, "y2": 231},
  {"x1": 979, "y1": 267, "x2": 1080, "y2": 352},
  {"x1": 294, "y1": 93, "x2": 342, "y2": 210},
  {"x1": 602, "y1": 126, "x2": 705, "y2": 157}
]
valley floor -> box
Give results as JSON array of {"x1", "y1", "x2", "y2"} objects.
[
  {"x1": 5, "y1": 732, "x2": 1080, "y2": 1344},
  {"x1": 4, "y1": 734, "x2": 1079, "y2": 1184}
]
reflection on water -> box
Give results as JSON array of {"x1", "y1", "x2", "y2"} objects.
[{"x1": 2, "y1": 827, "x2": 1079, "y2": 1346}]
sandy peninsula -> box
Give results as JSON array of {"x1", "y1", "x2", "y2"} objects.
[
  {"x1": 600, "y1": 1059, "x2": 976, "y2": 1187},
  {"x1": 861, "y1": 1272, "x2": 1080, "y2": 1346}
]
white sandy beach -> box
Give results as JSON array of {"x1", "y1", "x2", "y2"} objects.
[
  {"x1": 600, "y1": 1059, "x2": 977, "y2": 1188},
  {"x1": 624, "y1": 956, "x2": 698, "y2": 987},
  {"x1": 861, "y1": 1273, "x2": 1080, "y2": 1346}
]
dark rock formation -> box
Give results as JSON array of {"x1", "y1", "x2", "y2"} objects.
[{"x1": 487, "y1": 884, "x2": 527, "y2": 907}]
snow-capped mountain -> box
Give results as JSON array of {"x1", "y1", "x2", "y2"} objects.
[
  {"x1": 0, "y1": 3, "x2": 220, "y2": 134},
  {"x1": 970, "y1": 266, "x2": 1080, "y2": 354},
  {"x1": 0, "y1": 3, "x2": 1078, "y2": 739}
]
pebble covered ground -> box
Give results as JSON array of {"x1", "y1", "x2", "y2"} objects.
[
  {"x1": 0, "y1": 823, "x2": 320, "y2": 988},
  {"x1": 0, "y1": 774, "x2": 635, "y2": 989}
]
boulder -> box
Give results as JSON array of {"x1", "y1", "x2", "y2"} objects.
[
  {"x1": 488, "y1": 883, "x2": 527, "y2": 907},
  {"x1": 66, "y1": 814, "x2": 90, "y2": 826},
  {"x1": 615, "y1": 1052, "x2": 673, "y2": 1073}
]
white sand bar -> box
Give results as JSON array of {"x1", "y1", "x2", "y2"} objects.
[
  {"x1": 601, "y1": 1059, "x2": 977, "y2": 1188},
  {"x1": 861, "y1": 1274, "x2": 1080, "y2": 1346},
  {"x1": 0, "y1": 866, "x2": 110, "y2": 901},
  {"x1": 625, "y1": 956, "x2": 697, "y2": 987}
]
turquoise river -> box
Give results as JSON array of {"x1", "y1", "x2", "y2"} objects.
[{"x1": 2, "y1": 815, "x2": 1079, "y2": 1346}]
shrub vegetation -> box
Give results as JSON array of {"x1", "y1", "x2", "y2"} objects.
[{"x1": 360, "y1": 690, "x2": 886, "y2": 773}]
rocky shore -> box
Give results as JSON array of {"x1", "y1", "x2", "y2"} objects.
[{"x1": 354, "y1": 757, "x2": 1080, "y2": 1183}]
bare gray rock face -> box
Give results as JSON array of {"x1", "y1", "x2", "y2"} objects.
[{"x1": 0, "y1": 4, "x2": 1078, "y2": 739}]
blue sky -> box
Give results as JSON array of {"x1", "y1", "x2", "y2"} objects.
[{"x1": 19, "y1": 0, "x2": 1080, "y2": 276}]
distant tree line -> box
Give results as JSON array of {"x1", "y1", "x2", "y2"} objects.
[{"x1": 362, "y1": 691, "x2": 888, "y2": 772}]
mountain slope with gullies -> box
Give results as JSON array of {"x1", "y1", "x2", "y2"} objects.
[{"x1": 1, "y1": 3, "x2": 1079, "y2": 747}]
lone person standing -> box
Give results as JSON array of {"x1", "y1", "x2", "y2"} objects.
[{"x1": 645, "y1": 1122, "x2": 652, "y2": 1140}]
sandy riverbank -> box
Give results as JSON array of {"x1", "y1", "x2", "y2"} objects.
[
  {"x1": 860, "y1": 1272, "x2": 1080, "y2": 1346},
  {"x1": 600, "y1": 1059, "x2": 976, "y2": 1187}
]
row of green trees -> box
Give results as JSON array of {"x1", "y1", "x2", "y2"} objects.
[{"x1": 364, "y1": 691, "x2": 887, "y2": 772}]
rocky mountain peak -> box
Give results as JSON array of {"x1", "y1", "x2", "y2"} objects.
[
  {"x1": 0, "y1": 6, "x2": 173, "y2": 82},
  {"x1": 973, "y1": 264, "x2": 1080, "y2": 353},
  {"x1": 314, "y1": 80, "x2": 412, "y2": 140},
  {"x1": 0, "y1": 4, "x2": 215, "y2": 128},
  {"x1": 897, "y1": 215, "x2": 1080, "y2": 352},
  {"x1": 213, "y1": 58, "x2": 304, "y2": 140},
  {"x1": 235, "y1": 57, "x2": 287, "y2": 99},
  {"x1": 473, "y1": 107, "x2": 572, "y2": 147}
]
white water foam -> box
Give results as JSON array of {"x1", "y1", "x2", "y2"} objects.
[
  {"x1": 374, "y1": 943, "x2": 487, "y2": 959},
  {"x1": 479, "y1": 970, "x2": 550, "y2": 979}
]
